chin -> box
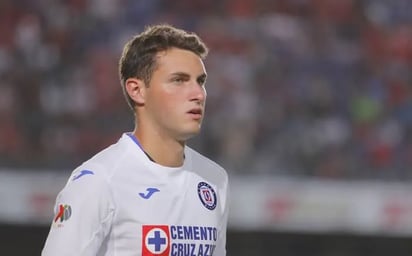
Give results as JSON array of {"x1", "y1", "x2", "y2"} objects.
[{"x1": 179, "y1": 128, "x2": 201, "y2": 141}]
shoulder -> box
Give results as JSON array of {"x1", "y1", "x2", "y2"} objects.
[
  {"x1": 186, "y1": 146, "x2": 229, "y2": 186},
  {"x1": 71, "y1": 135, "x2": 131, "y2": 180},
  {"x1": 186, "y1": 147, "x2": 227, "y2": 172},
  {"x1": 64, "y1": 136, "x2": 132, "y2": 193}
]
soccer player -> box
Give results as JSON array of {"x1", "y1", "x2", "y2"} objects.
[{"x1": 42, "y1": 24, "x2": 229, "y2": 256}]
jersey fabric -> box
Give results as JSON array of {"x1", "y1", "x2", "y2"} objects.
[{"x1": 42, "y1": 133, "x2": 229, "y2": 256}]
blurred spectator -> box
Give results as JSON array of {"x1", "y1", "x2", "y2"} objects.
[{"x1": 1, "y1": 0, "x2": 412, "y2": 181}]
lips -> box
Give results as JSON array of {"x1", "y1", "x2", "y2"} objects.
[
  {"x1": 188, "y1": 108, "x2": 202, "y2": 114},
  {"x1": 187, "y1": 108, "x2": 203, "y2": 119}
]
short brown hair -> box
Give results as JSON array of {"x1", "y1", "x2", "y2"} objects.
[{"x1": 119, "y1": 24, "x2": 209, "y2": 110}]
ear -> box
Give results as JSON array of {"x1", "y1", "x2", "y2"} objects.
[{"x1": 125, "y1": 78, "x2": 146, "y2": 105}]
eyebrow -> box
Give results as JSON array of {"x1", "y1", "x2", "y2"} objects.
[
  {"x1": 170, "y1": 72, "x2": 207, "y2": 82},
  {"x1": 170, "y1": 72, "x2": 190, "y2": 79}
]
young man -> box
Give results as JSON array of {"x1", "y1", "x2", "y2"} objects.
[{"x1": 42, "y1": 24, "x2": 229, "y2": 256}]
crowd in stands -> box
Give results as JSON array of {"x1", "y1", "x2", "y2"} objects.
[{"x1": 1, "y1": 0, "x2": 412, "y2": 181}]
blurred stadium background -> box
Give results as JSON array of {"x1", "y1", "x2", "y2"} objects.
[{"x1": 1, "y1": 0, "x2": 412, "y2": 255}]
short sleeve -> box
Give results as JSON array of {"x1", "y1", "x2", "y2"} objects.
[{"x1": 42, "y1": 167, "x2": 115, "y2": 256}]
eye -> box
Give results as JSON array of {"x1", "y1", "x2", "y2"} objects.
[
  {"x1": 198, "y1": 80, "x2": 206, "y2": 87},
  {"x1": 174, "y1": 77, "x2": 185, "y2": 83},
  {"x1": 197, "y1": 75, "x2": 207, "y2": 86}
]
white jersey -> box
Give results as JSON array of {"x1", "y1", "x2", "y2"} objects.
[{"x1": 42, "y1": 133, "x2": 229, "y2": 256}]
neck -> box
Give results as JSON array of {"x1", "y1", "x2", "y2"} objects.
[{"x1": 133, "y1": 128, "x2": 185, "y2": 167}]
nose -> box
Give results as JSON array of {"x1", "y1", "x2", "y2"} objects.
[{"x1": 191, "y1": 82, "x2": 206, "y2": 103}]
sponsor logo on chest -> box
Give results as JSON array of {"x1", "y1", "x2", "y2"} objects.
[{"x1": 142, "y1": 225, "x2": 217, "y2": 256}]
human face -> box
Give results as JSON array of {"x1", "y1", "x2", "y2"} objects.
[{"x1": 143, "y1": 47, "x2": 207, "y2": 141}]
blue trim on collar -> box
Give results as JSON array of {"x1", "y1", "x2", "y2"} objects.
[
  {"x1": 126, "y1": 132, "x2": 144, "y2": 150},
  {"x1": 126, "y1": 132, "x2": 156, "y2": 162}
]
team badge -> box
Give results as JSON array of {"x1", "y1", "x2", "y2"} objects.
[
  {"x1": 142, "y1": 225, "x2": 170, "y2": 256},
  {"x1": 197, "y1": 182, "x2": 217, "y2": 210}
]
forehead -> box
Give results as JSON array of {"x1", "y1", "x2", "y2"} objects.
[{"x1": 154, "y1": 48, "x2": 206, "y2": 75}]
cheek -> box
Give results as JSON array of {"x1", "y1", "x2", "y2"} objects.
[
  {"x1": 156, "y1": 91, "x2": 178, "y2": 109},
  {"x1": 150, "y1": 91, "x2": 180, "y2": 117}
]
